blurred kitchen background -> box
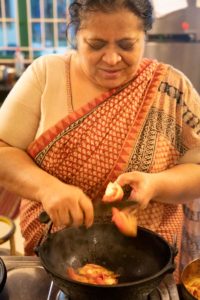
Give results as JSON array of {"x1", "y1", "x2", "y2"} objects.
[
  {"x1": 1, "y1": 0, "x2": 200, "y2": 102},
  {"x1": 145, "y1": 0, "x2": 200, "y2": 94},
  {"x1": 0, "y1": 0, "x2": 200, "y2": 254}
]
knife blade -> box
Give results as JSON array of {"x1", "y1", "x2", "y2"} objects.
[
  {"x1": 94, "y1": 199, "x2": 138, "y2": 211},
  {"x1": 94, "y1": 183, "x2": 137, "y2": 210},
  {"x1": 93, "y1": 199, "x2": 138, "y2": 221}
]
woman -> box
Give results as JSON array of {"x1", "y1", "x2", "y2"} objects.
[{"x1": 0, "y1": 0, "x2": 200, "y2": 281}]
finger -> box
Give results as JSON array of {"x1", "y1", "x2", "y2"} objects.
[
  {"x1": 69, "y1": 204, "x2": 84, "y2": 227},
  {"x1": 48, "y1": 210, "x2": 60, "y2": 227},
  {"x1": 122, "y1": 205, "x2": 138, "y2": 215},
  {"x1": 129, "y1": 194, "x2": 146, "y2": 209},
  {"x1": 128, "y1": 191, "x2": 147, "y2": 210},
  {"x1": 79, "y1": 197, "x2": 94, "y2": 228},
  {"x1": 139, "y1": 201, "x2": 148, "y2": 210},
  {"x1": 49, "y1": 207, "x2": 71, "y2": 227},
  {"x1": 58, "y1": 209, "x2": 71, "y2": 227},
  {"x1": 116, "y1": 173, "x2": 138, "y2": 186},
  {"x1": 128, "y1": 190, "x2": 137, "y2": 201}
]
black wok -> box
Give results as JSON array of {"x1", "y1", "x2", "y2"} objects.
[
  {"x1": 0, "y1": 257, "x2": 6, "y2": 292},
  {"x1": 37, "y1": 222, "x2": 177, "y2": 300}
]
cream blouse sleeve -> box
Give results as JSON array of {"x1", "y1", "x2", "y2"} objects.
[
  {"x1": 174, "y1": 68, "x2": 200, "y2": 165},
  {"x1": 0, "y1": 56, "x2": 46, "y2": 149}
]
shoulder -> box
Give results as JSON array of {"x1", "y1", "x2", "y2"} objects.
[
  {"x1": 24, "y1": 50, "x2": 75, "y2": 88},
  {"x1": 30, "y1": 50, "x2": 74, "y2": 73},
  {"x1": 34, "y1": 51, "x2": 72, "y2": 64},
  {"x1": 158, "y1": 62, "x2": 200, "y2": 108},
  {"x1": 142, "y1": 58, "x2": 193, "y2": 92},
  {"x1": 158, "y1": 62, "x2": 196, "y2": 93}
]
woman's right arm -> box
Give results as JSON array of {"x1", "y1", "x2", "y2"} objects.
[
  {"x1": 0, "y1": 140, "x2": 94, "y2": 228},
  {"x1": 0, "y1": 56, "x2": 94, "y2": 228}
]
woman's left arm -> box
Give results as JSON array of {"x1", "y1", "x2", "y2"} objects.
[
  {"x1": 151, "y1": 163, "x2": 200, "y2": 204},
  {"x1": 116, "y1": 163, "x2": 200, "y2": 208}
]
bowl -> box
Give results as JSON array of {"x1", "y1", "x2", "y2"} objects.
[
  {"x1": 181, "y1": 258, "x2": 200, "y2": 300},
  {"x1": 0, "y1": 257, "x2": 7, "y2": 292}
]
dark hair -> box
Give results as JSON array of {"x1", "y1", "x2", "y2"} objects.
[{"x1": 67, "y1": 0, "x2": 153, "y2": 48}]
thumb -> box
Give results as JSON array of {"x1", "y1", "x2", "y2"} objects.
[{"x1": 115, "y1": 172, "x2": 140, "y2": 186}]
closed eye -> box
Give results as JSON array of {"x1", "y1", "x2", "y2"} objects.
[
  {"x1": 117, "y1": 40, "x2": 135, "y2": 51},
  {"x1": 86, "y1": 38, "x2": 138, "y2": 51},
  {"x1": 87, "y1": 40, "x2": 107, "y2": 50}
]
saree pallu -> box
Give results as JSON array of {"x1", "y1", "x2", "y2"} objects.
[
  {"x1": 181, "y1": 199, "x2": 200, "y2": 272},
  {"x1": 20, "y1": 58, "x2": 200, "y2": 282}
]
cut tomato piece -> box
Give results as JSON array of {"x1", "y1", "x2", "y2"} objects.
[
  {"x1": 112, "y1": 207, "x2": 137, "y2": 237},
  {"x1": 102, "y1": 182, "x2": 124, "y2": 202}
]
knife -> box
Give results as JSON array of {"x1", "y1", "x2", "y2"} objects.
[
  {"x1": 94, "y1": 199, "x2": 138, "y2": 210},
  {"x1": 93, "y1": 184, "x2": 138, "y2": 213}
]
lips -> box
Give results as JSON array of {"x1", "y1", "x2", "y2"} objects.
[
  {"x1": 100, "y1": 68, "x2": 121, "y2": 73},
  {"x1": 99, "y1": 68, "x2": 122, "y2": 79},
  {"x1": 105, "y1": 69, "x2": 120, "y2": 72}
]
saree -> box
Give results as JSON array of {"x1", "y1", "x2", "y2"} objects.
[
  {"x1": 0, "y1": 187, "x2": 21, "y2": 219},
  {"x1": 181, "y1": 199, "x2": 200, "y2": 271},
  {"x1": 20, "y1": 56, "x2": 200, "y2": 282}
]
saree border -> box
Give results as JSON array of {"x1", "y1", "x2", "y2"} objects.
[
  {"x1": 28, "y1": 88, "x2": 117, "y2": 161},
  {"x1": 27, "y1": 59, "x2": 166, "y2": 174},
  {"x1": 27, "y1": 60, "x2": 153, "y2": 162}
]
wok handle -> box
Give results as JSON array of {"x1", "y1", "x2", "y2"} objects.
[
  {"x1": 171, "y1": 234, "x2": 178, "y2": 258},
  {"x1": 163, "y1": 234, "x2": 178, "y2": 275},
  {"x1": 162, "y1": 263, "x2": 176, "y2": 275},
  {"x1": 34, "y1": 211, "x2": 53, "y2": 255},
  {"x1": 39, "y1": 211, "x2": 51, "y2": 224}
]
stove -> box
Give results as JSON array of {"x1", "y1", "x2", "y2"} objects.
[{"x1": 0, "y1": 256, "x2": 180, "y2": 300}]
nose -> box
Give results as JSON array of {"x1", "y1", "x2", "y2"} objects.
[{"x1": 102, "y1": 51, "x2": 122, "y2": 65}]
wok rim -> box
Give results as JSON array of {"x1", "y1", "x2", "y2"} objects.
[{"x1": 38, "y1": 225, "x2": 175, "y2": 288}]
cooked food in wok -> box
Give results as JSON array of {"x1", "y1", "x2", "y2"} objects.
[
  {"x1": 67, "y1": 263, "x2": 119, "y2": 285},
  {"x1": 185, "y1": 278, "x2": 200, "y2": 300}
]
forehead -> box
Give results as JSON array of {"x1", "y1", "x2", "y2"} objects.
[{"x1": 78, "y1": 9, "x2": 143, "y2": 39}]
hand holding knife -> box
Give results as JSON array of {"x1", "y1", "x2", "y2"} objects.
[{"x1": 94, "y1": 182, "x2": 138, "y2": 213}]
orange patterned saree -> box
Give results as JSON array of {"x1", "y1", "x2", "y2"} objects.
[{"x1": 20, "y1": 57, "x2": 200, "y2": 280}]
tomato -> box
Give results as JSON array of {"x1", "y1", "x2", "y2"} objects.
[
  {"x1": 112, "y1": 207, "x2": 137, "y2": 237},
  {"x1": 102, "y1": 182, "x2": 124, "y2": 202}
]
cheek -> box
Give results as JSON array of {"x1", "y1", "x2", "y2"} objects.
[
  {"x1": 125, "y1": 51, "x2": 143, "y2": 70},
  {"x1": 83, "y1": 54, "x2": 101, "y2": 72},
  {"x1": 126, "y1": 43, "x2": 144, "y2": 67},
  {"x1": 124, "y1": 57, "x2": 140, "y2": 72},
  {"x1": 79, "y1": 51, "x2": 92, "y2": 66}
]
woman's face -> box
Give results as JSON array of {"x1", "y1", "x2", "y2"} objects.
[{"x1": 75, "y1": 9, "x2": 146, "y2": 89}]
